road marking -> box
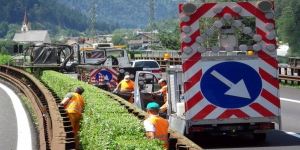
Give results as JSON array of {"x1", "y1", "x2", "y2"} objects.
[
  {"x1": 0, "y1": 83, "x2": 32, "y2": 150},
  {"x1": 285, "y1": 131, "x2": 300, "y2": 139},
  {"x1": 280, "y1": 98, "x2": 300, "y2": 103}
]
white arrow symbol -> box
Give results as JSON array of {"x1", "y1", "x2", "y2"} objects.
[{"x1": 210, "y1": 70, "x2": 251, "y2": 99}]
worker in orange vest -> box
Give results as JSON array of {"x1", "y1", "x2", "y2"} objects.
[
  {"x1": 114, "y1": 75, "x2": 134, "y2": 103},
  {"x1": 60, "y1": 86, "x2": 85, "y2": 150},
  {"x1": 143, "y1": 102, "x2": 169, "y2": 149},
  {"x1": 151, "y1": 79, "x2": 168, "y2": 112}
]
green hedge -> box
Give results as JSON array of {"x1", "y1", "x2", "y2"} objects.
[{"x1": 40, "y1": 71, "x2": 164, "y2": 150}]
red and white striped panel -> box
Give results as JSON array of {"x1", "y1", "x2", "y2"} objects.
[
  {"x1": 89, "y1": 68, "x2": 118, "y2": 87},
  {"x1": 91, "y1": 51, "x2": 104, "y2": 58},
  {"x1": 179, "y1": 2, "x2": 279, "y2": 120}
]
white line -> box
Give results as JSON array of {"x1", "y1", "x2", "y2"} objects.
[
  {"x1": 280, "y1": 98, "x2": 300, "y2": 103},
  {"x1": 285, "y1": 131, "x2": 300, "y2": 139},
  {"x1": 0, "y1": 83, "x2": 32, "y2": 150}
]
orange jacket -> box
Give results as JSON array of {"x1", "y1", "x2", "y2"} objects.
[
  {"x1": 119, "y1": 80, "x2": 134, "y2": 93},
  {"x1": 148, "y1": 116, "x2": 169, "y2": 148},
  {"x1": 64, "y1": 93, "x2": 84, "y2": 116}
]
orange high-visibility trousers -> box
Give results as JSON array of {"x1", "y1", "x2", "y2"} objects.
[{"x1": 67, "y1": 113, "x2": 81, "y2": 149}]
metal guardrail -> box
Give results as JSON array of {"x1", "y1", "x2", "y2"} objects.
[
  {"x1": 136, "y1": 54, "x2": 300, "y2": 84},
  {"x1": 278, "y1": 66, "x2": 300, "y2": 85},
  {"x1": 0, "y1": 65, "x2": 74, "y2": 150}
]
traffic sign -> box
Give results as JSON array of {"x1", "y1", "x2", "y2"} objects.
[
  {"x1": 96, "y1": 70, "x2": 113, "y2": 82},
  {"x1": 200, "y1": 61, "x2": 262, "y2": 109}
]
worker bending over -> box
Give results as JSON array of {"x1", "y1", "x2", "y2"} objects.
[{"x1": 114, "y1": 75, "x2": 134, "y2": 103}]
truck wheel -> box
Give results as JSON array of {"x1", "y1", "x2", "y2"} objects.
[{"x1": 253, "y1": 133, "x2": 266, "y2": 141}]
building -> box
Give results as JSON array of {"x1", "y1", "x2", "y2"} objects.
[
  {"x1": 128, "y1": 33, "x2": 160, "y2": 50},
  {"x1": 13, "y1": 9, "x2": 51, "y2": 45}
]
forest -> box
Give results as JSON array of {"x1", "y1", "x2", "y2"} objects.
[
  {"x1": 0, "y1": 0, "x2": 118, "y2": 39},
  {"x1": 0, "y1": 0, "x2": 299, "y2": 56}
]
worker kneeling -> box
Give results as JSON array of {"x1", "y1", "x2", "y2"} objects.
[
  {"x1": 114, "y1": 75, "x2": 134, "y2": 103},
  {"x1": 144, "y1": 102, "x2": 169, "y2": 149}
]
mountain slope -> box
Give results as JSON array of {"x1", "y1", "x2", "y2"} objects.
[
  {"x1": 58, "y1": 0, "x2": 180, "y2": 29},
  {"x1": 0, "y1": 0, "x2": 117, "y2": 38}
]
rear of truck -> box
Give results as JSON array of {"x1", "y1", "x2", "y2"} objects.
[{"x1": 167, "y1": 1, "x2": 281, "y2": 141}]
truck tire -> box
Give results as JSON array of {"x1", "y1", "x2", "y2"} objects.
[{"x1": 253, "y1": 133, "x2": 266, "y2": 141}]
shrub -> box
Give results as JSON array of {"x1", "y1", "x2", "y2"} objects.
[{"x1": 41, "y1": 71, "x2": 164, "y2": 150}]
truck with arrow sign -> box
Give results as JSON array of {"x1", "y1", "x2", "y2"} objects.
[{"x1": 133, "y1": 1, "x2": 281, "y2": 141}]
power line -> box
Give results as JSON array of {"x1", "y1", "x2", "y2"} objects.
[
  {"x1": 147, "y1": 0, "x2": 155, "y2": 47},
  {"x1": 90, "y1": 0, "x2": 97, "y2": 43}
]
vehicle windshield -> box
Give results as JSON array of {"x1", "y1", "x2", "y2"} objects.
[
  {"x1": 106, "y1": 49, "x2": 125, "y2": 58},
  {"x1": 134, "y1": 61, "x2": 159, "y2": 68}
]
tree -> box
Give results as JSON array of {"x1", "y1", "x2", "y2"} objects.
[
  {"x1": 156, "y1": 30, "x2": 180, "y2": 50},
  {"x1": 111, "y1": 34, "x2": 125, "y2": 46},
  {"x1": 0, "y1": 22, "x2": 9, "y2": 38},
  {"x1": 276, "y1": 0, "x2": 300, "y2": 55},
  {"x1": 0, "y1": 47, "x2": 8, "y2": 55}
]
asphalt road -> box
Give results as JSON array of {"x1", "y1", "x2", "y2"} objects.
[
  {"x1": 0, "y1": 84, "x2": 18, "y2": 150},
  {"x1": 194, "y1": 86, "x2": 300, "y2": 150},
  {"x1": 0, "y1": 82, "x2": 38, "y2": 150},
  {"x1": 2, "y1": 72, "x2": 299, "y2": 150}
]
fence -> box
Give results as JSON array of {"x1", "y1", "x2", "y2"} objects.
[
  {"x1": 278, "y1": 66, "x2": 300, "y2": 85},
  {"x1": 135, "y1": 50, "x2": 182, "y2": 72}
]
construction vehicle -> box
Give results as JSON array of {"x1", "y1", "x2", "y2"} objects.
[
  {"x1": 76, "y1": 41, "x2": 142, "y2": 92},
  {"x1": 21, "y1": 43, "x2": 74, "y2": 77},
  {"x1": 134, "y1": 1, "x2": 281, "y2": 141}
]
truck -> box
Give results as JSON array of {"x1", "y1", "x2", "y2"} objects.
[
  {"x1": 76, "y1": 42, "x2": 142, "y2": 92},
  {"x1": 133, "y1": 1, "x2": 281, "y2": 141}
]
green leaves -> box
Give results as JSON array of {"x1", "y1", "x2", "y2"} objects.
[{"x1": 41, "y1": 70, "x2": 164, "y2": 149}]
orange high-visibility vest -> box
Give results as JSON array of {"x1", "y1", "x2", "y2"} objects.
[
  {"x1": 65, "y1": 93, "x2": 84, "y2": 116},
  {"x1": 148, "y1": 116, "x2": 169, "y2": 148}
]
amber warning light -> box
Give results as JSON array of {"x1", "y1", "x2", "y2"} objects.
[{"x1": 164, "y1": 53, "x2": 170, "y2": 60}]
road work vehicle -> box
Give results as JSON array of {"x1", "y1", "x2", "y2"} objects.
[
  {"x1": 134, "y1": 0, "x2": 281, "y2": 141},
  {"x1": 19, "y1": 43, "x2": 74, "y2": 77},
  {"x1": 76, "y1": 41, "x2": 142, "y2": 92}
]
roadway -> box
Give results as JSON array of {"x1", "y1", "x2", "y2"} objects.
[
  {"x1": 1, "y1": 72, "x2": 299, "y2": 150},
  {"x1": 0, "y1": 82, "x2": 37, "y2": 150},
  {"x1": 195, "y1": 86, "x2": 300, "y2": 150}
]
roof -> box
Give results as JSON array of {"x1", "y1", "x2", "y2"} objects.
[
  {"x1": 128, "y1": 40, "x2": 143, "y2": 44},
  {"x1": 13, "y1": 30, "x2": 49, "y2": 42}
]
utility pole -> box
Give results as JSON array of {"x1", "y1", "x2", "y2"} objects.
[
  {"x1": 147, "y1": 0, "x2": 155, "y2": 49},
  {"x1": 90, "y1": 0, "x2": 97, "y2": 43}
]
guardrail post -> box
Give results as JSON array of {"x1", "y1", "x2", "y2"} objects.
[{"x1": 298, "y1": 68, "x2": 300, "y2": 85}]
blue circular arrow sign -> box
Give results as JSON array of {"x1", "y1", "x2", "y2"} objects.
[
  {"x1": 200, "y1": 61, "x2": 262, "y2": 109},
  {"x1": 96, "y1": 70, "x2": 113, "y2": 82}
]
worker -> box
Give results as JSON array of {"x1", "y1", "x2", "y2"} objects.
[
  {"x1": 143, "y1": 102, "x2": 169, "y2": 149},
  {"x1": 151, "y1": 79, "x2": 168, "y2": 112},
  {"x1": 60, "y1": 86, "x2": 85, "y2": 150},
  {"x1": 114, "y1": 75, "x2": 134, "y2": 103}
]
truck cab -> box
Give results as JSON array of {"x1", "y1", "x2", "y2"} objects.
[{"x1": 78, "y1": 43, "x2": 131, "y2": 67}]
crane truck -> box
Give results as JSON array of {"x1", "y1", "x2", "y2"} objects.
[{"x1": 133, "y1": 0, "x2": 281, "y2": 141}]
